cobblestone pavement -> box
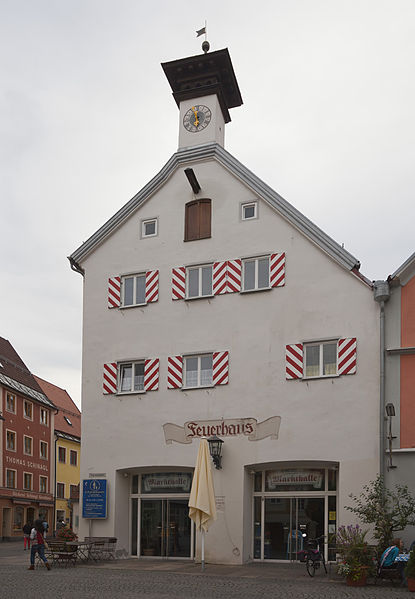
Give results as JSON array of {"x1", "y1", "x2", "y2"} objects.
[{"x1": 0, "y1": 542, "x2": 407, "y2": 598}]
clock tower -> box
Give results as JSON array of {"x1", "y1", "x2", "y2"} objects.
[{"x1": 162, "y1": 47, "x2": 243, "y2": 149}]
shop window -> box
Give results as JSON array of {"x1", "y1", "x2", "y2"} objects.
[
  {"x1": 241, "y1": 201, "x2": 258, "y2": 220},
  {"x1": 242, "y1": 256, "x2": 270, "y2": 291},
  {"x1": 13, "y1": 506, "x2": 24, "y2": 531},
  {"x1": 23, "y1": 435, "x2": 33, "y2": 456},
  {"x1": 122, "y1": 274, "x2": 146, "y2": 307},
  {"x1": 24, "y1": 400, "x2": 33, "y2": 420},
  {"x1": 119, "y1": 361, "x2": 145, "y2": 393},
  {"x1": 6, "y1": 393, "x2": 16, "y2": 413},
  {"x1": 56, "y1": 483, "x2": 65, "y2": 499},
  {"x1": 23, "y1": 472, "x2": 32, "y2": 491},
  {"x1": 40, "y1": 408, "x2": 49, "y2": 425},
  {"x1": 58, "y1": 447, "x2": 66, "y2": 463},
  {"x1": 39, "y1": 476, "x2": 48, "y2": 493},
  {"x1": 184, "y1": 354, "x2": 213, "y2": 388},
  {"x1": 70, "y1": 450, "x2": 78, "y2": 466},
  {"x1": 186, "y1": 264, "x2": 213, "y2": 299},
  {"x1": 304, "y1": 342, "x2": 337, "y2": 378},
  {"x1": 6, "y1": 469, "x2": 16, "y2": 488},
  {"x1": 254, "y1": 472, "x2": 262, "y2": 492},
  {"x1": 141, "y1": 218, "x2": 158, "y2": 238},
  {"x1": 132, "y1": 475, "x2": 139, "y2": 494},
  {"x1": 40, "y1": 441, "x2": 48, "y2": 460},
  {"x1": 184, "y1": 199, "x2": 211, "y2": 241},
  {"x1": 6, "y1": 430, "x2": 16, "y2": 451}
]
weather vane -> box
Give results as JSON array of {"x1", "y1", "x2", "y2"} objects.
[{"x1": 196, "y1": 21, "x2": 209, "y2": 53}]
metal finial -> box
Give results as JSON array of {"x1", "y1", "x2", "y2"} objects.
[{"x1": 202, "y1": 40, "x2": 210, "y2": 54}]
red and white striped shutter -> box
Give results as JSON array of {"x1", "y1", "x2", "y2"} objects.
[
  {"x1": 285, "y1": 344, "x2": 303, "y2": 379},
  {"x1": 145, "y1": 270, "x2": 159, "y2": 303},
  {"x1": 144, "y1": 358, "x2": 159, "y2": 391},
  {"x1": 227, "y1": 260, "x2": 242, "y2": 293},
  {"x1": 108, "y1": 277, "x2": 121, "y2": 308},
  {"x1": 213, "y1": 261, "x2": 227, "y2": 295},
  {"x1": 103, "y1": 363, "x2": 118, "y2": 394},
  {"x1": 172, "y1": 267, "x2": 186, "y2": 300},
  {"x1": 167, "y1": 356, "x2": 183, "y2": 389},
  {"x1": 337, "y1": 338, "x2": 357, "y2": 375},
  {"x1": 213, "y1": 351, "x2": 229, "y2": 386},
  {"x1": 270, "y1": 253, "x2": 285, "y2": 287}
]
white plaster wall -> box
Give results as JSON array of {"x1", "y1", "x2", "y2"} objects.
[
  {"x1": 78, "y1": 157, "x2": 380, "y2": 561},
  {"x1": 178, "y1": 94, "x2": 225, "y2": 149}
]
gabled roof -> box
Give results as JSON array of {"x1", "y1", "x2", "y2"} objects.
[
  {"x1": 0, "y1": 336, "x2": 54, "y2": 408},
  {"x1": 69, "y1": 142, "x2": 362, "y2": 277},
  {"x1": 389, "y1": 251, "x2": 415, "y2": 286},
  {"x1": 35, "y1": 375, "x2": 81, "y2": 438}
]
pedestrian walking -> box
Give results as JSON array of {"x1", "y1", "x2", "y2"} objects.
[
  {"x1": 28, "y1": 519, "x2": 50, "y2": 570},
  {"x1": 22, "y1": 522, "x2": 32, "y2": 550}
]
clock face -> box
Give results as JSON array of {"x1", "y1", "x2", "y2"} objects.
[{"x1": 183, "y1": 105, "x2": 212, "y2": 133}]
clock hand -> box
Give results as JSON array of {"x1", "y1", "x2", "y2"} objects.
[{"x1": 191, "y1": 106, "x2": 199, "y2": 127}]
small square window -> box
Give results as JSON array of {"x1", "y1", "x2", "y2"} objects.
[
  {"x1": 186, "y1": 265, "x2": 213, "y2": 299},
  {"x1": 304, "y1": 341, "x2": 338, "y2": 377},
  {"x1": 24, "y1": 400, "x2": 33, "y2": 420},
  {"x1": 6, "y1": 393, "x2": 16, "y2": 413},
  {"x1": 142, "y1": 218, "x2": 158, "y2": 238},
  {"x1": 119, "y1": 361, "x2": 145, "y2": 393},
  {"x1": 122, "y1": 274, "x2": 146, "y2": 307},
  {"x1": 242, "y1": 202, "x2": 257, "y2": 220}
]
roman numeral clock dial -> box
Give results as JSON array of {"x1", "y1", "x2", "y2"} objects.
[{"x1": 183, "y1": 105, "x2": 212, "y2": 133}]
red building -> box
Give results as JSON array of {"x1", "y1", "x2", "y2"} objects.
[{"x1": 0, "y1": 337, "x2": 55, "y2": 540}]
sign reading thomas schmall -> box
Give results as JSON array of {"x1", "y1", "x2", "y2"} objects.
[{"x1": 163, "y1": 417, "x2": 281, "y2": 445}]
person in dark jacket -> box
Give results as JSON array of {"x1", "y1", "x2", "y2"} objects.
[
  {"x1": 28, "y1": 519, "x2": 50, "y2": 570},
  {"x1": 22, "y1": 522, "x2": 32, "y2": 550}
]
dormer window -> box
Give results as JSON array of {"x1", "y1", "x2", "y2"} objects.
[
  {"x1": 64, "y1": 416, "x2": 72, "y2": 426},
  {"x1": 184, "y1": 199, "x2": 211, "y2": 241}
]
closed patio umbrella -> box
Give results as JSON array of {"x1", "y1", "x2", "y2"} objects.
[{"x1": 188, "y1": 437, "x2": 217, "y2": 570}]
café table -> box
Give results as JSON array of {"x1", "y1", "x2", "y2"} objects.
[
  {"x1": 66, "y1": 540, "x2": 96, "y2": 563},
  {"x1": 395, "y1": 554, "x2": 410, "y2": 562}
]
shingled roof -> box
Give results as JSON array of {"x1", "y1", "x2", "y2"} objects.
[{"x1": 35, "y1": 375, "x2": 81, "y2": 439}]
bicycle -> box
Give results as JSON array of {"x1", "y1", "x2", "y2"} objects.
[{"x1": 299, "y1": 534, "x2": 328, "y2": 577}]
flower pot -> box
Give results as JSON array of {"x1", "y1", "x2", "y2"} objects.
[
  {"x1": 408, "y1": 577, "x2": 415, "y2": 592},
  {"x1": 346, "y1": 574, "x2": 367, "y2": 587}
]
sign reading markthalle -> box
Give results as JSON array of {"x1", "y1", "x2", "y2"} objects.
[
  {"x1": 82, "y1": 479, "x2": 107, "y2": 519},
  {"x1": 163, "y1": 417, "x2": 281, "y2": 445}
]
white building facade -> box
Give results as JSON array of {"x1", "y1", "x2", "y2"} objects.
[{"x1": 70, "y1": 48, "x2": 380, "y2": 564}]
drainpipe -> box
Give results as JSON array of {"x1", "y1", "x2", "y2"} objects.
[{"x1": 373, "y1": 280, "x2": 390, "y2": 479}]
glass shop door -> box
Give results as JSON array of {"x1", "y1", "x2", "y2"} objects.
[{"x1": 140, "y1": 499, "x2": 191, "y2": 558}]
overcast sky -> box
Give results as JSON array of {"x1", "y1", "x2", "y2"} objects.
[{"x1": 1, "y1": 1, "x2": 414, "y2": 409}]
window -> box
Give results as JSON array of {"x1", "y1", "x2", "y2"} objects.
[
  {"x1": 242, "y1": 201, "x2": 257, "y2": 220},
  {"x1": 39, "y1": 476, "x2": 48, "y2": 494},
  {"x1": 122, "y1": 273, "x2": 146, "y2": 307},
  {"x1": 119, "y1": 361, "x2": 145, "y2": 393},
  {"x1": 186, "y1": 264, "x2": 213, "y2": 299},
  {"x1": 23, "y1": 472, "x2": 32, "y2": 491},
  {"x1": 242, "y1": 256, "x2": 270, "y2": 291},
  {"x1": 304, "y1": 341, "x2": 337, "y2": 377},
  {"x1": 40, "y1": 408, "x2": 49, "y2": 425},
  {"x1": 6, "y1": 469, "x2": 16, "y2": 488},
  {"x1": 184, "y1": 198, "x2": 211, "y2": 241},
  {"x1": 70, "y1": 450, "x2": 78, "y2": 466},
  {"x1": 6, "y1": 393, "x2": 16, "y2": 413},
  {"x1": 142, "y1": 218, "x2": 158, "y2": 238},
  {"x1": 40, "y1": 441, "x2": 48, "y2": 460},
  {"x1": 70, "y1": 484, "x2": 79, "y2": 499},
  {"x1": 58, "y1": 446, "x2": 66, "y2": 463},
  {"x1": 24, "y1": 436, "x2": 33, "y2": 456},
  {"x1": 184, "y1": 354, "x2": 213, "y2": 388},
  {"x1": 13, "y1": 505, "x2": 24, "y2": 531},
  {"x1": 23, "y1": 400, "x2": 33, "y2": 420},
  {"x1": 56, "y1": 483, "x2": 65, "y2": 499},
  {"x1": 6, "y1": 430, "x2": 16, "y2": 451},
  {"x1": 64, "y1": 416, "x2": 72, "y2": 426}
]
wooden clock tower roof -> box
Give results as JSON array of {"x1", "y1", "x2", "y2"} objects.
[{"x1": 161, "y1": 48, "x2": 243, "y2": 123}]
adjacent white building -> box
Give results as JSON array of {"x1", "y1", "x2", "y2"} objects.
[{"x1": 70, "y1": 47, "x2": 380, "y2": 563}]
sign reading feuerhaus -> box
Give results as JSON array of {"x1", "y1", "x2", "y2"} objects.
[{"x1": 163, "y1": 417, "x2": 281, "y2": 444}]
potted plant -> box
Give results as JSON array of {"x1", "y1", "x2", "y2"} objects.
[
  {"x1": 56, "y1": 524, "x2": 77, "y2": 549},
  {"x1": 405, "y1": 550, "x2": 415, "y2": 591},
  {"x1": 335, "y1": 525, "x2": 375, "y2": 586}
]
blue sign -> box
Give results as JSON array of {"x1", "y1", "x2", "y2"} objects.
[{"x1": 82, "y1": 479, "x2": 107, "y2": 519}]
